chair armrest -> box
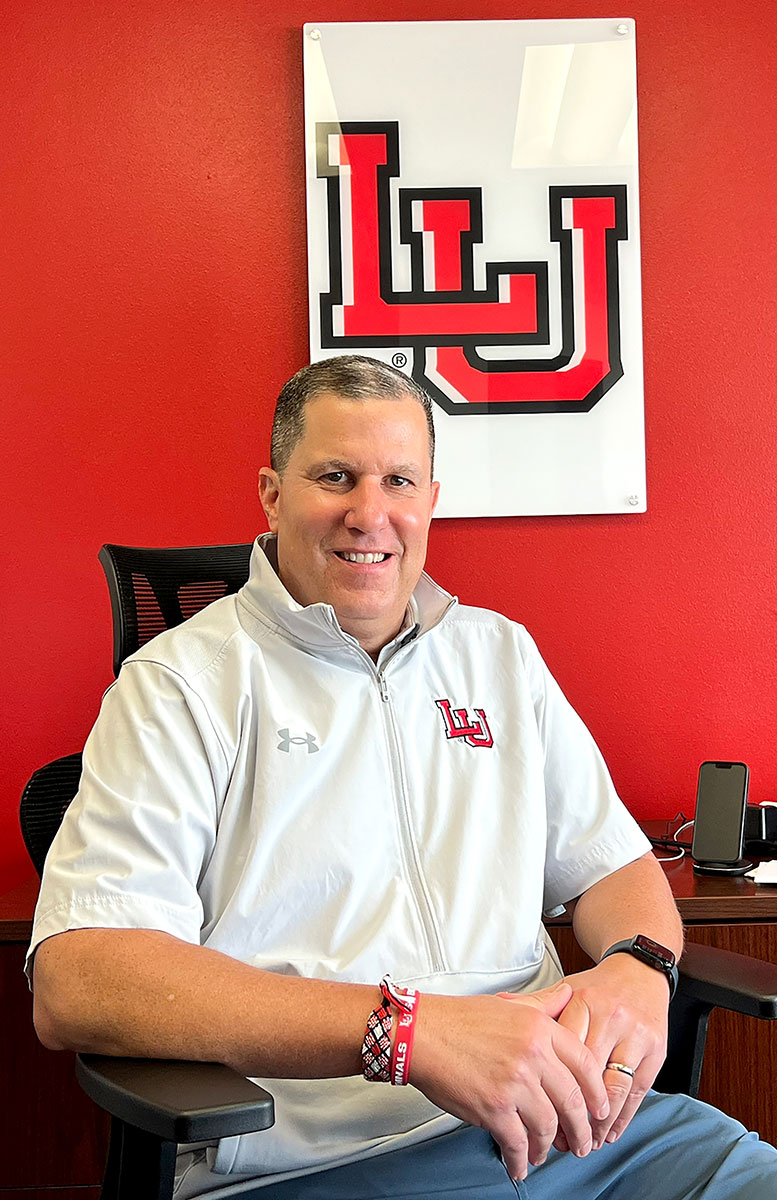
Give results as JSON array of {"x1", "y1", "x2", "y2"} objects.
[
  {"x1": 677, "y1": 942, "x2": 777, "y2": 1018},
  {"x1": 76, "y1": 1054, "x2": 275, "y2": 1143}
]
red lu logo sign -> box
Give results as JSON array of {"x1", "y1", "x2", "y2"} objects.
[{"x1": 315, "y1": 121, "x2": 628, "y2": 414}]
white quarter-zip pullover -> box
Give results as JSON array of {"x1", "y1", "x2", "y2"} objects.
[{"x1": 29, "y1": 535, "x2": 649, "y2": 1191}]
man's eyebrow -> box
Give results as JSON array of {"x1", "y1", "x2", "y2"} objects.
[
  {"x1": 386, "y1": 463, "x2": 424, "y2": 479},
  {"x1": 307, "y1": 459, "x2": 353, "y2": 474},
  {"x1": 308, "y1": 460, "x2": 424, "y2": 477}
]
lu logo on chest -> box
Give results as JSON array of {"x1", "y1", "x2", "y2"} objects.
[{"x1": 435, "y1": 699, "x2": 494, "y2": 748}]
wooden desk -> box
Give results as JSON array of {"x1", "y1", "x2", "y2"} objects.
[
  {"x1": 548, "y1": 845, "x2": 777, "y2": 1145},
  {"x1": 3, "y1": 851, "x2": 777, "y2": 1194}
]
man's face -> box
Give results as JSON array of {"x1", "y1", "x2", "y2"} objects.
[{"x1": 258, "y1": 391, "x2": 439, "y2": 657}]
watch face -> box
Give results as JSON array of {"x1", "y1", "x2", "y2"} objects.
[{"x1": 634, "y1": 934, "x2": 675, "y2": 968}]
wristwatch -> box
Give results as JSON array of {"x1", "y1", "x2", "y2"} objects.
[{"x1": 599, "y1": 934, "x2": 679, "y2": 999}]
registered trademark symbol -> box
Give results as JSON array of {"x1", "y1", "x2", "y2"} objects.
[{"x1": 391, "y1": 352, "x2": 407, "y2": 368}]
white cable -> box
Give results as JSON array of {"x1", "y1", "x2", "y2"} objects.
[
  {"x1": 654, "y1": 817, "x2": 695, "y2": 865},
  {"x1": 655, "y1": 845, "x2": 685, "y2": 864}
]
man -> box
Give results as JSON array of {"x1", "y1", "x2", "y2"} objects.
[{"x1": 29, "y1": 356, "x2": 777, "y2": 1198}]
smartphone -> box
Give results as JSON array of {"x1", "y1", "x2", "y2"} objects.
[{"x1": 691, "y1": 761, "x2": 750, "y2": 864}]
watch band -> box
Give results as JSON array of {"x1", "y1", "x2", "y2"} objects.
[{"x1": 600, "y1": 934, "x2": 679, "y2": 999}]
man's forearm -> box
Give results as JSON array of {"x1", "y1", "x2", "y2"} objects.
[
  {"x1": 571, "y1": 851, "x2": 684, "y2": 963},
  {"x1": 33, "y1": 928, "x2": 614, "y2": 1182},
  {"x1": 33, "y1": 927, "x2": 378, "y2": 1079}
]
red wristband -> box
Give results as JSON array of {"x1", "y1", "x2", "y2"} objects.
[{"x1": 382, "y1": 977, "x2": 420, "y2": 1086}]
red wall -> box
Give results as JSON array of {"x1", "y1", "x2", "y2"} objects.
[{"x1": 4, "y1": 0, "x2": 776, "y2": 890}]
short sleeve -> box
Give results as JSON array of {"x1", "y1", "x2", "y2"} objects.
[
  {"x1": 517, "y1": 630, "x2": 651, "y2": 912},
  {"x1": 26, "y1": 660, "x2": 229, "y2": 983}
]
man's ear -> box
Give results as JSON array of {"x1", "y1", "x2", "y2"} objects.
[
  {"x1": 430, "y1": 479, "x2": 441, "y2": 516},
  {"x1": 258, "y1": 468, "x2": 281, "y2": 532}
]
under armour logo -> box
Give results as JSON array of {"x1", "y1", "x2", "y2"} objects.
[
  {"x1": 277, "y1": 728, "x2": 320, "y2": 754},
  {"x1": 435, "y1": 699, "x2": 494, "y2": 748}
]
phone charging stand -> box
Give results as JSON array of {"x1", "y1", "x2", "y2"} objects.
[{"x1": 692, "y1": 859, "x2": 753, "y2": 876}]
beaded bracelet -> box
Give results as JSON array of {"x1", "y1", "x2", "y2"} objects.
[{"x1": 361, "y1": 975, "x2": 420, "y2": 1085}]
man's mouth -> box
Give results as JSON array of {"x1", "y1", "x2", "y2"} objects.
[{"x1": 335, "y1": 551, "x2": 389, "y2": 564}]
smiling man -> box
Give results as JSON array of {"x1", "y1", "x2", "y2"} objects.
[{"x1": 29, "y1": 357, "x2": 777, "y2": 1200}]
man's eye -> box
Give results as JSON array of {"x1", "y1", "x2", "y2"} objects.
[
  {"x1": 321, "y1": 471, "x2": 348, "y2": 485},
  {"x1": 388, "y1": 475, "x2": 411, "y2": 488}
]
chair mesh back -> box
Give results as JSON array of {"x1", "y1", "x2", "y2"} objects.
[
  {"x1": 20, "y1": 753, "x2": 84, "y2": 876},
  {"x1": 98, "y1": 543, "x2": 254, "y2": 676}
]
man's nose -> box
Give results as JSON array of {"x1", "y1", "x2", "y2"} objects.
[{"x1": 343, "y1": 479, "x2": 389, "y2": 531}]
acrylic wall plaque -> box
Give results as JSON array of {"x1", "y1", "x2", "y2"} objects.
[{"x1": 305, "y1": 19, "x2": 645, "y2": 516}]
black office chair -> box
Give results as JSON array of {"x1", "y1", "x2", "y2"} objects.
[
  {"x1": 22, "y1": 541, "x2": 268, "y2": 1200},
  {"x1": 20, "y1": 543, "x2": 777, "y2": 1199},
  {"x1": 98, "y1": 541, "x2": 254, "y2": 677}
]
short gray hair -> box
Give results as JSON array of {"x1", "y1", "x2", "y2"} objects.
[{"x1": 270, "y1": 355, "x2": 435, "y2": 476}]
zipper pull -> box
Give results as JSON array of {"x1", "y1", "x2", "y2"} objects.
[{"x1": 378, "y1": 673, "x2": 390, "y2": 702}]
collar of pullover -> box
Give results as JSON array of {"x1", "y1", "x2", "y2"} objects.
[{"x1": 237, "y1": 533, "x2": 456, "y2": 661}]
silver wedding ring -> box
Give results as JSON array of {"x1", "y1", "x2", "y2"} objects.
[{"x1": 605, "y1": 1061, "x2": 636, "y2": 1078}]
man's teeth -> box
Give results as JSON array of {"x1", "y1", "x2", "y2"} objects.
[{"x1": 339, "y1": 552, "x2": 387, "y2": 563}]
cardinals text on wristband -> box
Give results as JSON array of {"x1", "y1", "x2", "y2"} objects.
[{"x1": 381, "y1": 975, "x2": 420, "y2": 1086}]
